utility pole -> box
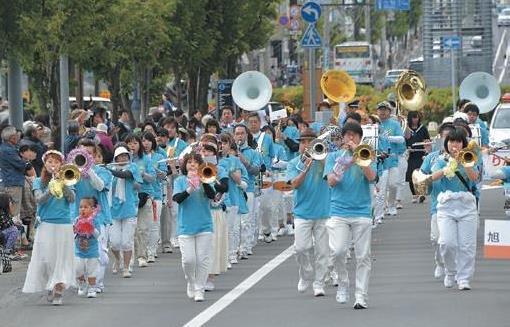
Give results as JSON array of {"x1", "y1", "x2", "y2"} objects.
[
  {"x1": 323, "y1": 5, "x2": 331, "y2": 71},
  {"x1": 59, "y1": 55, "x2": 69, "y2": 153},
  {"x1": 365, "y1": 0, "x2": 371, "y2": 43},
  {"x1": 7, "y1": 58, "x2": 23, "y2": 130}
]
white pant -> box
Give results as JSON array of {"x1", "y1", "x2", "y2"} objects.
[
  {"x1": 160, "y1": 204, "x2": 172, "y2": 247},
  {"x1": 327, "y1": 217, "x2": 372, "y2": 302},
  {"x1": 179, "y1": 232, "x2": 213, "y2": 293},
  {"x1": 227, "y1": 206, "x2": 241, "y2": 258},
  {"x1": 75, "y1": 257, "x2": 99, "y2": 279},
  {"x1": 374, "y1": 167, "x2": 399, "y2": 219},
  {"x1": 135, "y1": 200, "x2": 153, "y2": 260},
  {"x1": 395, "y1": 155, "x2": 408, "y2": 201},
  {"x1": 430, "y1": 214, "x2": 443, "y2": 269},
  {"x1": 294, "y1": 218, "x2": 329, "y2": 288},
  {"x1": 437, "y1": 192, "x2": 478, "y2": 283},
  {"x1": 110, "y1": 218, "x2": 137, "y2": 252},
  {"x1": 259, "y1": 189, "x2": 274, "y2": 235},
  {"x1": 96, "y1": 225, "x2": 109, "y2": 288},
  {"x1": 246, "y1": 192, "x2": 259, "y2": 250},
  {"x1": 148, "y1": 199, "x2": 162, "y2": 256}
]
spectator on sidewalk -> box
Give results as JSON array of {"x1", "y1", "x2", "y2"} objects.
[{"x1": 19, "y1": 122, "x2": 47, "y2": 176}]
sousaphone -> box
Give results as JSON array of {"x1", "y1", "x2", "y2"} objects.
[
  {"x1": 232, "y1": 71, "x2": 272, "y2": 111},
  {"x1": 459, "y1": 72, "x2": 500, "y2": 114},
  {"x1": 320, "y1": 70, "x2": 356, "y2": 103}
]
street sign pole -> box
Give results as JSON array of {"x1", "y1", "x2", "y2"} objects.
[
  {"x1": 451, "y1": 48, "x2": 456, "y2": 113},
  {"x1": 309, "y1": 48, "x2": 316, "y2": 119}
]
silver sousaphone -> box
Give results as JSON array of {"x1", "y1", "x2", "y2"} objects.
[
  {"x1": 232, "y1": 71, "x2": 272, "y2": 112},
  {"x1": 459, "y1": 72, "x2": 501, "y2": 114}
]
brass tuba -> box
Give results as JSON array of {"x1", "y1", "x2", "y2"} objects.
[
  {"x1": 395, "y1": 70, "x2": 426, "y2": 111},
  {"x1": 320, "y1": 70, "x2": 356, "y2": 103},
  {"x1": 353, "y1": 144, "x2": 375, "y2": 167},
  {"x1": 198, "y1": 162, "x2": 217, "y2": 184}
]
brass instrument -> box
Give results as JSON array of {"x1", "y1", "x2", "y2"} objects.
[
  {"x1": 459, "y1": 72, "x2": 501, "y2": 114},
  {"x1": 273, "y1": 181, "x2": 293, "y2": 192},
  {"x1": 309, "y1": 139, "x2": 328, "y2": 161},
  {"x1": 67, "y1": 148, "x2": 94, "y2": 177},
  {"x1": 48, "y1": 164, "x2": 81, "y2": 199},
  {"x1": 320, "y1": 70, "x2": 356, "y2": 103},
  {"x1": 395, "y1": 70, "x2": 426, "y2": 111},
  {"x1": 198, "y1": 162, "x2": 217, "y2": 184},
  {"x1": 412, "y1": 169, "x2": 432, "y2": 196},
  {"x1": 458, "y1": 149, "x2": 477, "y2": 168},
  {"x1": 231, "y1": 71, "x2": 272, "y2": 111},
  {"x1": 295, "y1": 149, "x2": 313, "y2": 172},
  {"x1": 353, "y1": 144, "x2": 375, "y2": 167}
]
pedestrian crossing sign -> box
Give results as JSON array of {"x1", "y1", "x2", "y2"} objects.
[{"x1": 301, "y1": 24, "x2": 322, "y2": 48}]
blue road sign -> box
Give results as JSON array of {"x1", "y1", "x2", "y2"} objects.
[
  {"x1": 376, "y1": 0, "x2": 410, "y2": 11},
  {"x1": 442, "y1": 36, "x2": 461, "y2": 50},
  {"x1": 301, "y1": 24, "x2": 322, "y2": 48},
  {"x1": 301, "y1": 2, "x2": 321, "y2": 24}
]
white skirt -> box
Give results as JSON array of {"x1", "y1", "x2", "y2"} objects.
[
  {"x1": 209, "y1": 209, "x2": 228, "y2": 275},
  {"x1": 22, "y1": 222, "x2": 77, "y2": 293}
]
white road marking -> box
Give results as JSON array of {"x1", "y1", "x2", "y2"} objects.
[
  {"x1": 498, "y1": 42, "x2": 510, "y2": 83},
  {"x1": 183, "y1": 245, "x2": 295, "y2": 327},
  {"x1": 493, "y1": 29, "x2": 507, "y2": 73}
]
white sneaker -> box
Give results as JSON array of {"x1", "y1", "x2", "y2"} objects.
[
  {"x1": 171, "y1": 238, "x2": 180, "y2": 248},
  {"x1": 313, "y1": 286, "x2": 325, "y2": 297},
  {"x1": 458, "y1": 280, "x2": 471, "y2": 290},
  {"x1": 52, "y1": 295, "x2": 63, "y2": 306},
  {"x1": 297, "y1": 279, "x2": 311, "y2": 293},
  {"x1": 271, "y1": 232, "x2": 278, "y2": 241},
  {"x1": 412, "y1": 196, "x2": 418, "y2": 203},
  {"x1": 112, "y1": 261, "x2": 120, "y2": 274},
  {"x1": 229, "y1": 256, "x2": 238, "y2": 264},
  {"x1": 336, "y1": 286, "x2": 349, "y2": 304},
  {"x1": 331, "y1": 271, "x2": 339, "y2": 286},
  {"x1": 258, "y1": 234, "x2": 264, "y2": 241},
  {"x1": 434, "y1": 266, "x2": 445, "y2": 279},
  {"x1": 205, "y1": 280, "x2": 215, "y2": 291},
  {"x1": 187, "y1": 283, "x2": 195, "y2": 299},
  {"x1": 147, "y1": 255, "x2": 155, "y2": 263},
  {"x1": 286, "y1": 224, "x2": 295, "y2": 236},
  {"x1": 239, "y1": 251, "x2": 248, "y2": 260},
  {"x1": 77, "y1": 283, "x2": 87, "y2": 296},
  {"x1": 353, "y1": 299, "x2": 368, "y2": 309},
  {"x1": 227, "y1": 262, "x2": 232, "y2": 270},
  {"x1": 87, "y1": 288, "x2": 97, "y2": 298},
  {"x1": 247, "y1": 249, "x2": 253, "y2": 255},
  {"x1": 374, "y1": 217, "x2": 383, "y2": 225},
  {"x1": 444, "y1": 275, "x2": 455, "y2": 288},
  {"x1": 396, "y1": 202, "x2": 403, "y2": 209},
  {"x1": 277, "y1": 227, "x2": 286, "y2": 237},
  {"x1": 123, "y1": 270, "x2": 132, "y2": 278},
  {"x1": 388, "y1": 207, "x2": 398, "y2": 216},
  {"x1": 263, "y1": 234, "x2": 272, "y2": 243},
  {"x1": 128, "y1": 263, "x2": 133, "y2": 273},
  {"x1": 138, "y1": 258, "x2": 148, "y2": 268},
  {"x1": 194, "y1": 290, "x2": 205, "y2": 302},
  {"x1": 162, "y1": 245, "x2": 173, "y2": 253}
]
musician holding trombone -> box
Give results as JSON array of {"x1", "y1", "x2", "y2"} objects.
[
  {"x1": 324, "y1": 122, "x2": 377, "y2": 309},
  {"x1": 286, "y1": 129, "x2": 330, "y2": 297}
]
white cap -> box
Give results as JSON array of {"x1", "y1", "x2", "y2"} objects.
[
  {"x1": 442, "y1": 116, "x2": 454, "y2": 124},
  {"x1": 452, "y1": 111, "x2": 468, "y2": 123},
  {"x1": 113, "y1": 146, "x2": 130, "y2": 159},
  {"x1": 96, "y1": 123, "x2": 108, "y2": 133}
]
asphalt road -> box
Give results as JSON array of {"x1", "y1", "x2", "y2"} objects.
[{"x1": 1, "y1": 186, "x2": 509, "y2": 327}]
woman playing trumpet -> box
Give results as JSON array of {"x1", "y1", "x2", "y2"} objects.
[{"x1": 428, "y1": 128, "x2": 480, "y2": 291}]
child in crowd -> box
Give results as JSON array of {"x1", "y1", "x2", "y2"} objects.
[{"x1": 74, "y1": 197, "x2": 101, "y2": 298}]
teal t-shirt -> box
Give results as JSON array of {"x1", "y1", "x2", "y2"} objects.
[
  {"x1": 111, "y1": 163, "x2": 143, "y2": 220},
  {"x1": 420, "y1": 150, "x2": 442, "y2": 215},
  {"x1": 379, "y1": 118, "x2": 404, "y2": 170},
  {"x1": 287, "y1": 157, "x2": 330, "y2": 220},
  {"x1": 173, "y1": 175, "x2": 213, "y2": 236},
  {"x1": 282, "y1": 125, "x2": 300, "y2": 161},
  {"x1": 219, "y1": 156, "x2": 248, "y2": 214},
  {"x1": 73, "y1": 166, "x2": 113, "y2": 225},
  {"x1": 324, "y1": 150, "x2": 376, "y2": 218},
  {"x1": 253, "y1": 132, "x2": 275, "y2": 170},
  {"x1": 149, "y1": 151, "x2": 168, "y2": 200},
  {"x1": 33, "y1": 178, "x2": 73, "y2": 224},
  {"x1": 168, "y1": 138, "x2": 188, "y2": 157},
  {"x1": 133, "y1": 154, "x2": 156, "y2": 195},
  {"x1": 74, "y1": 216, "x2": 100, "y2": 259},
  {"x1": 430, "y1": 154, "x2": 479, "y2": 195},
  {"x1": 240, "y1": 146, "x2": 261, "y2": 193}
]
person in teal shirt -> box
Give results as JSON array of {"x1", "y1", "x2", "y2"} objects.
[
  {"x1": 374, "y1": 102, "x2": 405, "y2": 220},
  {"x1": 23, "y1": 150, "x2": 76, "y2": 305},
  {"x1": 173, "y1": 152, "x2": 217, "y2": 302},
  {"x1": 161, "y1": 117, "x2": 188, "y2": 158},
  {"x1": 108, "y1": 146, "x2": 143, "y2": 279},
  {"x1": 275, "y1": 119, "x2": 300, "y2": 161},
  {"x1": 324, "y1": 122, "x2": 377, "y2": 310},
  {"x1": 428, "y1": 128, "x2": 480, "y2": 291},
  {"x1": 125, "y1": 134, "x2": 156, "y2": 268},
  {"x1": 287, "y1": 128, "x2": 330, "y2": 297}
]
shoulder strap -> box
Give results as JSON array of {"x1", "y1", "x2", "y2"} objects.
[
  {"x1": 454, "y1": 171, "x2": 474, "y2": 194},
  {"x1": 256, "y1": 132, "x2": 266, "y2": 152}
]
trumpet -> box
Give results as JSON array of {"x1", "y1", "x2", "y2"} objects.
[
  {"x1": 198, "y1": 162, "x2": 217, "y2": 184},
  {"x1": 48, "y1": 164, "x2": 81, "y2": 199},
  {"x1": 458, "y1": 149, "x2": 477, "y2": 168},
  {"x1": 353, "y1": 144, "x2": 375, "y2": 167}
]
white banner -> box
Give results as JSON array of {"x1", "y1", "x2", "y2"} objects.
[{"x1": 482, "y1": 150, "x2": 510, "y2": 181}]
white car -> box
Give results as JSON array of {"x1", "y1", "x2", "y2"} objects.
[
  {"x1": 498, "y1": 8, "x2": 510, "y2": 26},
  {"x1": 489, "y1": 102, "x2": 510, "y2": 146}
]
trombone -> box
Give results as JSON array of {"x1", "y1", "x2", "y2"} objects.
[
  {"x1": 198, "y1": 162, "x2": 218, "y2": 184},
  {"x1": 353, "y1": 144, "x2": 376, "y2": 167}
]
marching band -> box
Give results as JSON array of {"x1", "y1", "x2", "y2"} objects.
[{"x1": 20, "y1": 68, "x2": 509, "y2": 310}]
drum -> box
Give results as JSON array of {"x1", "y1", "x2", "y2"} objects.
[{"x1": 272, "y1": 171, "x2": 293, "y2": 192}]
